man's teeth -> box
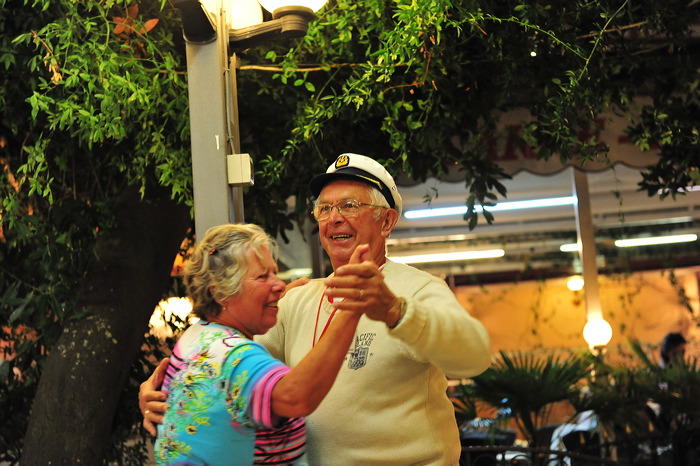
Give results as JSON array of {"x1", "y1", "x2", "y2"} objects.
[{"x1": 332, "y1": 235, "x2": 351, "y2": 239}]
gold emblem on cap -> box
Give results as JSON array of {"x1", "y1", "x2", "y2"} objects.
[{"x1": 335, "y1": 155, "x2": 350, "y2": 168}]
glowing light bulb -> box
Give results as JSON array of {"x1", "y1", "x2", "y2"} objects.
[{"x1": 583, "y1": 319, "x2": 613, "y2": 348}]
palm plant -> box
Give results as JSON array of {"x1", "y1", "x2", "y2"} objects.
[
  {"x1": 569, "y1": 352, "x2": 653, "y2": 462},
  {"x1": 450, "y1": 381, "x2": 479, "y2": 429},
  {"x1": 628, "y1": 340, "x2": 700, "y2": 464},
  {"x1": 451, "y1": 381, "x2": 512, "y2": 442},
  {"x1": 570, "y1": 341, "x2": 700, "y2": 464},
  {"x1": 469, "y1": 351, "x2": 590, "y2": 450},
  {"x1": 627, "y1": 340, "x2": 700, "y2": 431}
]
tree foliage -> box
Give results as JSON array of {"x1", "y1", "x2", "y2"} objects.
[
  {"x1": 239, "y1": 0, "x2": 699, "y2": 232},
  {"x1": 1, "y1": 0, "x2": 190, "y2": 462},
  {"x1": 1, "y1": 0, "x2": 698, "y2": 462}
]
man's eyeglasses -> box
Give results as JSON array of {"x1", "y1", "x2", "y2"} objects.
[{"x1": 312, "y1": 199, "x2": 387, "y2": 221}]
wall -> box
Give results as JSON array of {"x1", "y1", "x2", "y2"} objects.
[
  {"x1": 454, "y1": 266, "x2": 700, "y2": 361},
  {"x1": 453, "y1": 266, "x2": 699, "y2": 436}
]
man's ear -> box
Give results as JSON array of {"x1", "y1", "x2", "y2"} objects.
[{"x1": 381, "y1": 209, "x2": 399, "y2": 237}]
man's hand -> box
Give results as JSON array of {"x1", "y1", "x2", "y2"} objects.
[
  {"x1": 324, "y1": 244, "x2": 402, "y2": 327},
  {"x1": 282, "y1": 276, "x2": 311, "y2": 298},
  {"x1": 138, "y1": 357, "x2": 169, "y2": 436}
]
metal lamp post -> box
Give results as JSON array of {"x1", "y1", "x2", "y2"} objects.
[
  {"x1": 572, "y1": 167, "x2": 613, "y2": 352},
  {"x1": 172, "y1": 0, "x2": 327, "y2": 240}
]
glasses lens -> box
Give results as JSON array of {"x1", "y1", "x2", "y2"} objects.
[
  {"x1": 313, "y1": 200, "x2": 363, "y2": 220},
  {"x1": 313, "y1": 204, "x2": 330, "y2": 220},
  {"x1": 339, "y1": 200, "x2": 360, "y2": 216}
]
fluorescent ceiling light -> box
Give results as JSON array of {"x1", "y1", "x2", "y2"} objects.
[
  {"x1": 404, "y1": 196, "x2": 577, "y2": 219},
  {"x1": 386, "y1": 233, "x2": 474, "y2": 246},
  {"x1": 560, "y1": 243, "x2": 581, "y2": 252},
  {"x1": 560, "y1": 233, "x2": 698, "y2": 251},
  {"x1": 389, "y1": 249, "x2": 505, "y2": 264},
  {"x1": 599, "y1": 216, "x2": 693, "y2": 229},
  {"x1": 614, "y1": 234, "x2": 698, "y2": 248}
]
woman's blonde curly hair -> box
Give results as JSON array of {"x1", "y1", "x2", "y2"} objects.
[{"x1": 184, "y1": 223, "x2": 278, "y2": 320}]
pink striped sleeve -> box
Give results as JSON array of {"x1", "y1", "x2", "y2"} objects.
[{"x1": 249, "y1": 365, "x2": 290, "y2": 428}]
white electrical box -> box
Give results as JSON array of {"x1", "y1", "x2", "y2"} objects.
[{"x1": 226, "y1": 153, "x2": 254, "y2": 186}]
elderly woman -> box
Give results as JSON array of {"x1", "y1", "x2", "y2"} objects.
[{"x1": 154, "y1": 224, "x2": 361, "y2": 465}]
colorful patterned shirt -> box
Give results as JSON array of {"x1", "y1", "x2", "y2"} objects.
[{"x1": 155, "y1": 321, "x2": 306, "y2": 465}]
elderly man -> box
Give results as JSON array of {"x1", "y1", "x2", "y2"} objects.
[{"x1": 141, "y1": 153, "x2": 492, "y2": 465}]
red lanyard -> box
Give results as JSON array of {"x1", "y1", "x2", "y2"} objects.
[
  {"x1": 311, "y1": 261, "x2": 387, "y2": 347},
  {"x1": 312, "y1": 290, "x2": 339, "y2": 347}
]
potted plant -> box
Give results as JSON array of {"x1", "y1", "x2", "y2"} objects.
[{"x1": 460, "y1": 350, "x2": 590, "y2": 465}]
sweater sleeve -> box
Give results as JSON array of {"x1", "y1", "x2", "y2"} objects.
[{"x1": 384, "y1": 262, "x2": 492, "y2": 378}]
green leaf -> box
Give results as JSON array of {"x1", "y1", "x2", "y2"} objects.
[{"x1": 9, "y1": 291, "x2": 35, "y2": 323}]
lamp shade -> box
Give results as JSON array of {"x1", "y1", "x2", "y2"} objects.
[
  {"x1": 583, "y1": 318, "x2": 613, "y2": 348},
  {"x1": 258, "y1": 0, "x2": 327, "y2": 13}
]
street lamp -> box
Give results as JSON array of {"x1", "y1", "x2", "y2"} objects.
[
  {"x1": 172, "y1": 0, "x2": 327, "y2": 240},
  {"x1": 583, "y1": 318, "x2": 613, "y2": 350},
  {"x1": 571, "y1": 167, "x2": 614, "y2": 353}
]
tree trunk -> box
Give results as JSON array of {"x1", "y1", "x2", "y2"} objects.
[{"x1": 21, "y1": 187, "x2": 190, "y2": 465}]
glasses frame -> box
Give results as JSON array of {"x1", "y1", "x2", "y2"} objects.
[{"x1": 312, "y1": 199, "x2": 387, "y2": 221}]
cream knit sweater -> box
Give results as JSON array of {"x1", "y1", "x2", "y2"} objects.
[{"x1": 257, "y1": 260, "x2": 491, "y2": 465}]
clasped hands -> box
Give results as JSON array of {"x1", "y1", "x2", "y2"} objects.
[{"x1": 323, "y1": 244, "x2": 403, "y2": 328}]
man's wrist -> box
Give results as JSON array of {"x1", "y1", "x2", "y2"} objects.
[{"x1": 387, "y1": 298, "x2": 407, "y2": 329}]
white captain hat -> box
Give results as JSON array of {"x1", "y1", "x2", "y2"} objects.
[{"x1": 309, "y1": 153, "x2": 403, "y2": 217}]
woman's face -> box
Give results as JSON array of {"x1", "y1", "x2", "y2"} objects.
[{"x1": 217, "y1": 246, "x2": 286, "y2": 338}]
